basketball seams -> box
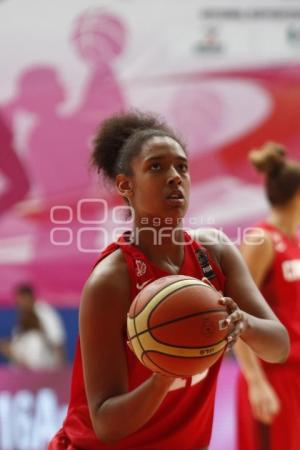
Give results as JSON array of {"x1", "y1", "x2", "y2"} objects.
[
  {"x1": 147, "y1": 283, "x2": 220, "y2": 333},
  {"x1": 133, "y1": 278, "x2": 214, "y2": 318},
  {"x1": 141, "y1": 348, "x2": 224, "y2": 378},
  {"x1": 130, "y1": 333, "x2": 227, "y2": 353},
  {"x1": 132, "y1": 333, "x2": 227, "y2": 351},
  {"x1": 143, "y1": 347, "x2": 225, "y2": 361},
  {"x1": 128, "y1": 295, "x2": 147, "y2": 362},
  {"x1": 127, "y1": 276, "x2": 227, "y2": 376},
  {"x1": 130, "y1": 279, "x2": 207, "y2": 337},
  {"x1": 132, "y1": 332, "x2": 227, "y2": 357},
  {"x1": 129, "y1": 308, "x2": 227, "y2": 341},
  {"x1": 141, "y1": 353, "x2": 182, "y2": 377}
]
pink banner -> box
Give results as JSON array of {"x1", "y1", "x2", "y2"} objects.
[
  {"x1": 0, "y1": 367, "x2": 71, "y2": 450},
  {"x1": 0, "y1": 359, "x2": 238, "y2": 450}
]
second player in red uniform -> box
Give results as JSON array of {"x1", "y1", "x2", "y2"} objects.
[{"x1": 235, "y1": 142, "x2": 300, "y2": 450}]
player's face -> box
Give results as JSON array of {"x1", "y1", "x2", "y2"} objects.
[
  {"x1": 15, "y1": 293, "x2": 34, "y2": 312},
  {"x1": 129, "y1": 136, "x2": 190, "y2": 224}
]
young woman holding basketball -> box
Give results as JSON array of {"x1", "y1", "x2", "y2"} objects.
[
  {"x1": 235, "y1": 142, "x2": 300, "y2": 450},
  {"x1": 48, "y1": 113, "x2": 289, "y2": 450}
]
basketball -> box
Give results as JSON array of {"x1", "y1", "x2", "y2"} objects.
[
  {"x1": 127, "y1": 275, "x2": 231, "y2": 378},
  {"x1": 71, "y1": 10, "x2": 126, "y2": 64}
]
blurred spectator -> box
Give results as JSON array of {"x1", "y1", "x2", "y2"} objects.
[{"x1": 0, "y1": 284, "x2": 66, "y2": 369}]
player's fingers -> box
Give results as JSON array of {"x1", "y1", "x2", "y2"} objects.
[
  {"x1": 260, "y1": 403, "x2": 276, "y2": 424},
  {"x1": 273, "y1": 396, "x2": 281, "y2": 414},
  {"x1": 201, "y1": 277, "x2": 218, "y2": 291},
  {"x1": 257, "y1": 397, "x2": 280, "y2": 424},
  {"x1": 269, "y1": 396, "x2": 281, "y2": 415},
  {"x1": 219, "y1": 297, "x2": 238, "y2": 313},
  {"x1": 253, "y1": 403, "x2": 272, "y2": 424},
  {"x1": 226, "y1": 323, "x2": 244, "y2": 348},
  {"x1": 227, "y1": 309, "x2": 243, "y2": 324}
]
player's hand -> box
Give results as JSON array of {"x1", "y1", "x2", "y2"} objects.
[
  {"x1": 219, "y1": 297, "x2": 249, "y2": 350},
  {"x1": 248, "y1": 377, "x2": 281, "y2": 424},
  {"x1": 152, "y1": 372, "x2": 177, "y2": 385}
]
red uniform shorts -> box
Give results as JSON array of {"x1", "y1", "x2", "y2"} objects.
[{"x1": 237, "y1": 365, "x2": 300, "y2": 450}]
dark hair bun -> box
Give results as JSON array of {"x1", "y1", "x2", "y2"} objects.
[{"x1": 249, "y1": 142, "x2": 286, "y2": 175}]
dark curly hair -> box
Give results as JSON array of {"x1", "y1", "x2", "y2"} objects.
[{"x1": 91, "y1": 110, "x2": 185, "y2": 181}]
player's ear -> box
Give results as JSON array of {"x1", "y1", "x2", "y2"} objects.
[{"x1": 115, "y1": 174, "x2": 134, "y2": 199}]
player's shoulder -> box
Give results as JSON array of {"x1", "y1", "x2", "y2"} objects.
[
  {"x1": 190, "y1": 227, "x2": 226, "y2": 244},
  {"x1": 189, "y1": 227, "x2": 227, "y2": 264},
  {"x1": 241, "y1": 226, "x2": 273, "y2": 254},
  {"x1": 82, "y1": 248, "x2": 131, "y2": 313}
]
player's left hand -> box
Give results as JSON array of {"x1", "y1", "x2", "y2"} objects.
[{"x1": 219, "y1": 297, "x2": 249, "y2": 350}]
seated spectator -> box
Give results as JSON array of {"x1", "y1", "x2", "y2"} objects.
[{"x1": 0, "y1": 284, "x2": 66, "y2": 369}]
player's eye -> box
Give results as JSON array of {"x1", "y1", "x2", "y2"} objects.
[
  {"x1": 150, "y1": 162, "x2": 162, "y2": 171},
  {"x1": 178, "y1": 163, "x2": 188, "y2": 173}
]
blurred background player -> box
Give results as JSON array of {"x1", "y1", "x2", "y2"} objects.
[
  {"x1": 0, "y1": 113, "x2": 29, "y2": 216},
  {"x1": 0, "y1": 283, "x2": 66, "y2": 369},
  {"x1": 235, "y1": 142, "x2": 300, "y2": 450}
]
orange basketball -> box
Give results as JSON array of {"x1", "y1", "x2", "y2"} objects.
[{"x1": 127, "y1": 275, "x2": 231, "y2": 378}]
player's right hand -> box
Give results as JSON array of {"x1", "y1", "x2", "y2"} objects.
[{"x1": 248, "y1": 377, "x2": 281, "y2": 424}]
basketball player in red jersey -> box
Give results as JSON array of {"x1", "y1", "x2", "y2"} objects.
[
  {"x1": 48, "y1": 114, "x2": 289, "y2": 450},
  {"x1": 235, "y1": 142, "x2": 300, "y2": 450}
]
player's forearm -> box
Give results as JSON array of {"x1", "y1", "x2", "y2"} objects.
[
  {"x1": 240, "y1": 314, "x2": 289, "y2": 363},
  {"x1": 234, "y1": 339, "x2": 268, "y2": 383},
  {"x1": 92, "y1": 373, "x2": 174, "y2": 444}
]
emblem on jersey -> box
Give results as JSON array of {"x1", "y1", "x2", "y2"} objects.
[
  {"x1": 272, "y1": 232, "x2": 287, "y2": 252},
  {"x1": 136, "y1": 279, "x2": 153, "y2": 290},
  {"x1": 135, "y1": 259, "x2": 147, "y2": 277},
  {"x1": 282, "y1": 260, "x2": 300, "y2": 281},
  {"x1": 195, "y1": 248, "x2": 215, "y2": 280},
  {"x1": 168, "y1": 369, "x2": 209, "y2": 392}
]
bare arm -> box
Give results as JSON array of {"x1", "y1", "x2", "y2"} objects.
[
  {"x1": 220, "y1": 230, "x2": 289, "y2": 362},
  {"x1": 234, "y1": 229, "x2": 274, "y2": 377},
  {"x1": 80, "y1": 251, "x2": 174, "y2": 445},
  {"x1": 194, "y1": 228, "x2": 289, "y2": 363}
]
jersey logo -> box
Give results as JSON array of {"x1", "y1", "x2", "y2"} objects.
[
  {"x1": 168, "y1": 369, "x2": 209, "y2": 392},
  {"x1": 271, "y1": 232, "x2": 287, "y2": 252},
  {"x1": 136, "y1": 279, "x2": 153, "y2": 290},
  {"x1": 195, "y1": 248, "x2": 215, "y2": 280},
  {"x1": 135, "y1": 259, "x2": 147, "y2": 277},
  {"x1": 282, "y1": 260, "x2": 300, "y2": 281}
]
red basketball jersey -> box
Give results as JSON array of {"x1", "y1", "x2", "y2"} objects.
[
  {"x1": 237, "y1": 222, "x2": 300, "y2": 450},
  {"x1": 258, "y1": 222, "x2": 300, "y2": 366},
  {"x1": 49, "y1": 232, "x2": 225, "y2": 450}
]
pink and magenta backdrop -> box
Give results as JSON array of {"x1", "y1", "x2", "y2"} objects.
[
  {"x1": 0, "y1": 359, "x2": 239, "y2": 450},
  {"x1": 1, "y1": 2, "x2": 300, "y2": 450},
  {"x1": 1, "y1": 1, "x2": 300, "y2": 306}
]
